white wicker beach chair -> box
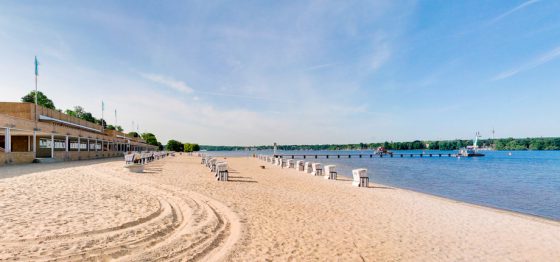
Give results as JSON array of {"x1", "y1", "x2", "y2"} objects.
[
  {"x1": 216, "y1": 162, "x2": 229, "y2": 181},
  {"x1": 296, "y1": 160, "x2": 304, "y2": 171},
  {"x1": 124, "y1": 154, "x2": 144, "y2": 173},
  {"x1": 281, "y1": 158, "x2": 288, "y2": 168},
  {"x1": 324, "y1": 165, "x2": 337, "y2": 180},
  {"x1": 287, "y1": 159, "x2": 295, "y2": 168},
  {"x1": 139, "y1": 152, "x2": 145, "y2": 164},
  {"x1": 209, "y1": 158, "x2": 218, "y2": 172},
  {"x1": 304, "y1": 162, "x2": 312, "y2": 173},
  {"x1": 312, "y1": 163, "x2": 322, "y2": 176},
  {"x1": 352, "y1": 168, "x2": 368, "y2": 187},
  {"x1": 124, "y1": 154, "x2": 135, "y2": 165}
]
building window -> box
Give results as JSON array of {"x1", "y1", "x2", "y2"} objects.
[
  {"x1": 39, "y1": 139, "x2": 52, "y2": 148},
  {"x1": 54, "y1": 140, "x2": 66, "y2": 149}
]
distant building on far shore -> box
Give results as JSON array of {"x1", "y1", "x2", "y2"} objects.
[{"x1": 0, "y1": 102, "x2": 157, "y2": 166}]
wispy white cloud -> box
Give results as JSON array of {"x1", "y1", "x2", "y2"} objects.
[
  {"x1": 194, "y1": 90, "x2": 294, "y2": 104},
  {"x1": 303, "y1": 62, "x2": 337, "y2": 71},
  {"x1": 492, "y1": 45, "x2": 560, "y2": 80},
  {"x1": 370, "y1": 33, "x2": 391, "y2": 71},
  {"x1": 489, "y1": 0, "x2": 540, "y2": 24},
  {"x1": 140, "y1": 73, "x2": 194, "y2": 94},
  {"x1": 139, "y1": 72, "x2": 293, "y2": 103}
]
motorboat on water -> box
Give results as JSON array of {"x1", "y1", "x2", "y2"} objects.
[
  {"x1": 375, "y1": 146, "x2": 392, "y2": 155},
  {"x1": 458, "y1": 132, "x2": 485, "y2": 157},
  {"x1": 458, "y1": 146, "x2": 485, "y2": 157}
]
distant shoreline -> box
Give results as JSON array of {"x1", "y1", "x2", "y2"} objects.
[{"x1": 200, "y1": 148, "x2": 560, "y2": 152}]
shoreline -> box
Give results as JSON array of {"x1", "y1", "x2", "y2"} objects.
[
  {"x1": 258, "y1": 156, "x2": 560, "y2": 226},
  {"x1": 372, "y1": 178, "x2": 560, "y2": 225},
  {"x1": 331, "y1": 172, "x2": 560, "y2": 225}
]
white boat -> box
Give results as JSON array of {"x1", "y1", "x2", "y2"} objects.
[{"x1": 458, "y1": 132, "x2": 485, "y2": 157}]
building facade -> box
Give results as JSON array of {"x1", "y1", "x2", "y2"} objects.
[{"x1": 0, "y1": 102, "x2": 157, "y2": 166}]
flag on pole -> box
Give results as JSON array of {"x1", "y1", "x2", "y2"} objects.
[{"x1": 35, "y1": 56, "x2": 39, "y2": 76}]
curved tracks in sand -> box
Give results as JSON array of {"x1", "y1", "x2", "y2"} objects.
[{"x1": 0, "y1": 166, "x2": 241, "y2": 261}]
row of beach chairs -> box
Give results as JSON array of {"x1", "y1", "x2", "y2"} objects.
[
  {"x1": 201, "y1": 155, "x2": 229, "y2": 181},
  {"x1": 124, "y1": 151, "x2": 171, "y2": 173},
  {"x1": 256, "y1": 154, "x2": 369, "y2": 187}
]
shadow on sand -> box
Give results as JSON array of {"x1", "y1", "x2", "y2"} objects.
[
  {"x1": 227, "y1": 175, "x2": 257, "y2": 183},
  {"x1": 0, "y1": 157, "x2": 123, "y2": 179}
]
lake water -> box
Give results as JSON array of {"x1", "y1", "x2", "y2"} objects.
[{"x1": 206, "y1": 150, "x2": 560, "y2": 221}]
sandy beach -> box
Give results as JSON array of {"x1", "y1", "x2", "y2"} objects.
[{"x1": 0, "y1": 155, "x2": 559, "y2": 261}]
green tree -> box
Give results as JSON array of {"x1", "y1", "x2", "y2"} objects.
[
  {"x1": 128, "y1": 132, "x2": 139, "y2": 138},
  {"x1": 166, "y1": 140, "x2": 184, "y2": 152},
  {"x1": 141, "y1": 133, "x2": 159, "y2": 146},
  {"x1": 65, "y1": 106, "x2": 97, "y2": 123},
  {"x1": 21, "y1": 91, "x2": 56, "y2": 109},
  {"x1": 183, "y1": 143, "x2": 200, "y2": 152},
  {"x1": 105, "y1": 125, "x2": 123, "y2": 132},
  {"x1": 80, "y1": 112, "x2": 96, "y2": 123},
  {"x1": 65, "y1": 109, "x2": 76, "y2": 117},
  {"x1": 529, "y1": 139, "x2": 543, "y2": 150}
]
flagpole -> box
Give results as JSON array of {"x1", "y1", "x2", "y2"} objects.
[
  {"x1": 101, "y1": 101, "x2": 104, "y2": 132},
  {"x1": 33, "y1": 56, "x2": 38, "y2": 158},
  {"x1": 34, "y1": 57, "x2": 38, "y2": 128},
  {"x1": 34, "y1": 72, "x2": 37, "y2": 124}
]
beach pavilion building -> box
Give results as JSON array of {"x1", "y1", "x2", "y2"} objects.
[{"x1": 0, "y1": 102, "x2": 157, "y2": 166}]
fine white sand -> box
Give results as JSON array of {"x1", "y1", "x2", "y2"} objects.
[{"x1": 0, "y1": 155, "x2": 559, "y2": 261}]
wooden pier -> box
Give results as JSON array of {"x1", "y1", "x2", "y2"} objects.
[{"x1": 274, "y1": 153, "x2": 459, "y2": 159}]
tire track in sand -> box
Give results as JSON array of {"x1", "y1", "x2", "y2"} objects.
[{"x1": 0, "y1": 165, "x2": 241, "y2": 261}]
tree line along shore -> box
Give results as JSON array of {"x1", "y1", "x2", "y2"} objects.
[{"x1": 200, "y1": 137, "x2": 560, "y2": 151}]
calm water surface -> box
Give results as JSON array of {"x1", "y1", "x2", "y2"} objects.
[{"x1": 207, "y1": 150, "x2": 560, "y2": 221}]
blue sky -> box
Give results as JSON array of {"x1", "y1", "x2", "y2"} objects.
[{"x1": 1, "y1": 0, "x2": 559, "y2": 145}]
